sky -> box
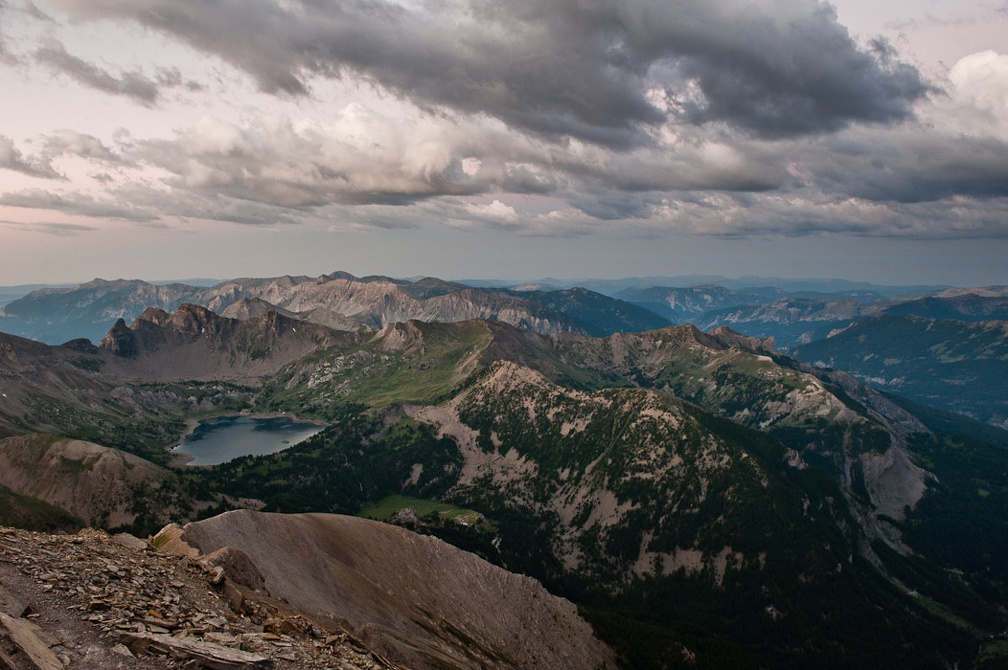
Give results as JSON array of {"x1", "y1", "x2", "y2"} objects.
[{"x1": 0, "y1": 0, "x2": 1006, "y2": 287}]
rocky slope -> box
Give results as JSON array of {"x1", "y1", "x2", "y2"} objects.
[
  {"x1": 613, "y1": 284, "x2": 779, "y2": 322},
  {"x1": 884, "y1": 292, "x2": 1008, "y2": 321},
  {"x1": 219, "y1": 298, "x2": 299, "y2": 322},
  {"x1": 493, "y1": 286, "x2": 671, "y2": 336},
  {"x1": 0, "y1": 524, "x2": 411, "y2": 670},
  {"x1": 0, "y1": 510, "x2": 614, "y2": 670},
  {"x1": 202, "y1": 275, "x2": 589, "y2": 335},
  {"x1": 0, "y1": 279, "x2": 207, "y2": 345},
  {"x1": 0, "y1": 332, "x2": 193, "y2": 461},
  {"x1": 221, "y1": 297, "x2": 371, "y2": 333},
  {"x1": 694, "y1": 296, "x2": 876, "y2": 347},
  {"x1": 235, "y1": 317, "x2": 1008, "y2": 667},
  {"x1": 99, "y1": 304, "x2": 365, "y2": 383},
  {"x1": 259, "y1": 318, "x2": 932, "y2": 540},
  {"x1": 0, "y1": 435, "x2": 167, "y2": 529},
  {"x1": 2, "y1": 305, "x2": 1006, "y2": 668},
  {"x1": 182, "y1": 510, "x2": 614, "y2": 670}
]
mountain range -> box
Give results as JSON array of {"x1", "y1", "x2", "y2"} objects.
[
  {"x1": 6, "y1": 272, "x2": 1005, "y2": 430},
  {"x1": 1, "y1": 294, "x2": 1006, "y2": 668},
  {"x1": 0, "y1": 274, "x2": 673, "y2": 345},
  {"x1": 793, "y1": 315, "x2": 1008, "y2": 430}
]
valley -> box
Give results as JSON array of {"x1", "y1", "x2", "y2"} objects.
[{"x1": 0, "y1": 273, "x2": 1006, "y2": 669}]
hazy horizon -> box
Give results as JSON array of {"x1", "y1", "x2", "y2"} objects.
[{"x1": 0, "y1": 269, "x2": 968, "y2": 295}]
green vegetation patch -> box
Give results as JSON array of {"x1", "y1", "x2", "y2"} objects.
[
  {"x1": 0, "y1": 484, "x2": 82, "y2": 532},
  {"x1": 58, "y1": 453, "x2": 100, "y2": 472},
  {"x1": 977, "y1": 638, "x2": 1008, "y2": 669},
  {"x1": 256, "y1": 321, "x2": 494, "y2": 415},
  {"x1": 359, "y1": 494, "x2": 478, "y2": 522}
]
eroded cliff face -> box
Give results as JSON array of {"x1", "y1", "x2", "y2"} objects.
[{"x1": 98, "y1": 304, "x2": 365, "y2": 383}]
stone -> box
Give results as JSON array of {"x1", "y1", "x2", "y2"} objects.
[
  {"x1": 199, "y1": 547, "x2": 265, "y2": 591},
  {"x1": 149, "y1": 524, "x2": 199, "y2": 559},
  {"x1": 111, "y1": 534, "x2": 149, "y2": 551},
  {"x1": 110, "y1": 643, "x2": 134, "y2": 658},
  {"x1": 121, "y1": 631, "x2": 274, "y2": 669},
  {"x1": 0, "y1": 585, "x2": 27, "y2": 618},
  {"x1": 0, "y1": 612, "x2": 64, "y2": 670}
]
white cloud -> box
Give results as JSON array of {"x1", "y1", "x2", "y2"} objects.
[
  {"x1": 464, "y1": 199, "x2": 519, "y2": 223},
  {"x1": 943, "y1": 50, "x2": 1008, "y2": 140}
]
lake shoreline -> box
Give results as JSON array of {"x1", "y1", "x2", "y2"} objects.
[{"x1": 168, "y1": 411, "x2": 328, "y2": 468}]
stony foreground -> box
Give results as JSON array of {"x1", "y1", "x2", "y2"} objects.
[{"x1": 0, "y1": 525, "x2": 398, "y2": 670}]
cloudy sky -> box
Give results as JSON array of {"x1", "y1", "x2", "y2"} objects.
[{"x1": 1, "y1": 0, "x2": 1006, "y2": 287}]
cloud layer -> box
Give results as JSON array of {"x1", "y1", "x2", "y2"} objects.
[
  {"x1": 45, "y1": 0, "x2": 931, "y2": 142},
  {"x1": 0, "y1": 0, "x2": 1005, "y2": 245}
]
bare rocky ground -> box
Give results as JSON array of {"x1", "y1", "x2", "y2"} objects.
[
  {"x1": 0, "y1": 526, "x2": 396, "y2": 670},
  {"x1": 181, "y1": 511, "x2": 616, "y2": 670}
]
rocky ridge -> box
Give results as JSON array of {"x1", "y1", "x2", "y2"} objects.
[
  {"x1": 0, "y1": 508, "x2": 616, "y2": 670},
  {"x1": 0, "y1": 525, "x2": 397, "y2": 670},
  {"x1": 99, "y1": 305, "x2": 366, "y2": 383},
  {"x1": 1, "y1": 273, "x2": 673, "y2": 346}
]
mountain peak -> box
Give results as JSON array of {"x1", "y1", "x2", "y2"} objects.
[
  {"x1": 709, "y1": 325, "x2": 777, "y2": 354},
  {"x1": 98, "y1": 317, "x2": 138, "y2": 357}
]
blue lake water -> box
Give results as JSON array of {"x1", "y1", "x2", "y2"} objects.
[{"x1": 174, "y1": 415, "x2": 325, "y2": 466}]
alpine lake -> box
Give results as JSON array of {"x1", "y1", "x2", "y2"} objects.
[{"x1": 173, "y1": 415, "x2": 325, "y2": 466}]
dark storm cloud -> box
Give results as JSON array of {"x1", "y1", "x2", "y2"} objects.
[
  {"x1": 568, "y1": 192, "x2": 654, "y2": 221},
  {"x1": 22, "y1": 1, "x2": 54, "y2": 22},
  {"x1": 11, "y1": 0, "x2": 1001, "y2": 242},
  {"x1": 109, "y1": 183, "x2": 307, "y2": 226},
  {"x1": 33, "y1": 39, "x2": 205, "y2": 105},
  {"x1": 35, "y1": 221, "x2": 97, "y2": 235},
  {"x1": 49, "y1": 0, "x2": 928, "y2": 143},
  {"x1": 809, "y1": 130, "x2": 1008, "y2": 203},
  {"x1": 0, "y1": 33, "x2": 14, "y2": 65},
  {"x1": 154, "y1": 66, "x2": 205, "y2": 92},
  {"x1": 672, "y1": 31, "x2": 928, "y2": 136},
  {"x1": 1, "y1": 220, "x2": 98, "y2": 236}
]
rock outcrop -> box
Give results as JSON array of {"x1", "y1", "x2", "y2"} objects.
[
  {"x1": 0, "y1": 525, "x2": 396, "y2": 670},
  {"x1": 99, "y1": 305, "x2": 366, "y2": 383}
]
